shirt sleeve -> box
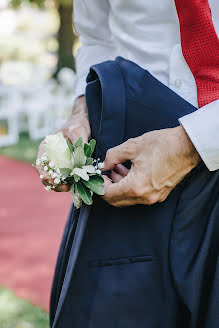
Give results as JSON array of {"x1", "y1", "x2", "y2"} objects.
[
  {"x1": 73, "y1": 0, "x2": 117, "y2": 99},
  {"x1": 179, "y1": 99, "x2": 219, "y2": 171}
]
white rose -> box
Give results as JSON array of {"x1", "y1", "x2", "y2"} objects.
[{"x1": 44, "y1": 132, "x2": 73, "y2": 170}]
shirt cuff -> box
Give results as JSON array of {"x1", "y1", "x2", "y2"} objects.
[
  {"x1": 74, "y1": 75, "x2": 87, "y2": 100},
  {"x1": 179, "y1": 100, "x2": 219, "y2": 171}
]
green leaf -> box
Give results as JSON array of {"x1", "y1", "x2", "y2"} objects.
[
  {"x1": 82, "y1": 165, "x2": 95, "y2": 173},
  {"x1": 72, "y1": 167, "x2": 89, "y2": 181},
  {"x1": 73, "y1": 146, "x2": 87, "y2": 167},
  {"x1": 66, "y1": 139, "x2": 74, "y2": 153},
  {"x1": 76, "y1": 181, "x2": 93, "y2": 205},
  {"x1": 73, "y1": 174, "x2": 80, "y2": 182},
  {"x1": 65, "y1": 176, "x2": 75, "y2": 184},
  {"x1": 82, "y1": 175, "x2": 105, "y2": 195},
  {"x1": 84, "y1": 143, "x2": 92, "y2": 157},
  {"x1": 59, "y1": 168, "x2": 72, "y2": 178},
  {"x1": 73, "y1": 137, "x2": 83, "y2": 150},
  {"x1": 89, "y1": 139, "x2": 96, "y2": 156},
  {"x1": 86, "y1": 157, "x2": 93, "y2": 165}
]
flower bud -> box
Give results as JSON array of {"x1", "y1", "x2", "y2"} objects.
[
  {"x1": 96, "y1": 169, "x2": 102, "y2": 175},
  {"x1": 49, "y1": 161, "x2": 55, "y2": 168},
  {"x1": 97, "y1": 162, "x2": 104, "y2": 169},
  {"x1": 41, "y1": 156, "x2": 48, "y2": 162},
  {"x1": 54, "y1": 178, "x2": 61, "y2": 185}
]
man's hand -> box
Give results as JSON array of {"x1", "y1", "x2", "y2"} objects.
[
  {"x1": 102, "y1": 126, "x2": 200, "y2": 207},
  {"x1": 35, "y1": 96, "x2": 91, "y2": 192}
]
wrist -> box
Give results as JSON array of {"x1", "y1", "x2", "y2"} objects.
[{"x1": 175, "y1": 125, "x2": 201, "y2": 167}]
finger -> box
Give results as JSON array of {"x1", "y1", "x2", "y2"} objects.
[
  {"x1": 55, "y1": 184, "x2": 70, "y2": 192},
  {"x1": 114, "y1": 164, "x2": 129, "y2": 177},
  {"x1": 102, "y1": 175, "x2": 113, "y2": 189},
  {"x1": 104, "y1": 175, "x2": 131, "y2": 202},
  {"x1": 104, "y1": 140, "x2": 135, "y2": 171},
  {"x1": 110, "y1": 170, "x2": 123, "y2": 183}
]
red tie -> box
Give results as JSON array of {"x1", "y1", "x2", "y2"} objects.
[{"x1": 174, "y1": 0, "x2": 219, "y2": 107}]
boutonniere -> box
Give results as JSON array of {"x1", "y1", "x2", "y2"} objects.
[{"x1": 35, "y1": 132, "x2": 104, "y2": 208}]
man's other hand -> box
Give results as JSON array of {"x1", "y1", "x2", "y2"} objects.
[{"x1": 102, "y1": 126, "x2": 200, "y2": 207}]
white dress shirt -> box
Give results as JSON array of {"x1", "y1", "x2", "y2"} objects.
[{"x1": 73, "y1": 0, "x2": 219, "y2": 171}]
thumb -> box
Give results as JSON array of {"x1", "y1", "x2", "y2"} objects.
[{"x1": 103, "y1": 139, "x2": 134, "y2": 171}]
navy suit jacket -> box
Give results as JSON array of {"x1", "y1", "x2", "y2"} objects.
[{"x1": 50, "y1": 57, "x2": 219, "y2": 328}]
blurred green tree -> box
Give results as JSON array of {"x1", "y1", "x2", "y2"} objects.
[{"x1": 10, "y1": 0, "x2": 76, "y2": 76}]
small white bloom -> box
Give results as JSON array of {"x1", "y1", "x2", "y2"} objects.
[
  {"x1": 36, "y1": 159, "x2": 41, "y2": 166},
  {"x1": 97, "y1": 162, "x2": 104, "y2": 169},
  {"x1": 40, "y1": 175, "x2": 44, "y2": 179},
  {"x1": 52, "y1": 173, "x2": 58, "y2": 179},
  {"x1": 49, "y1": 161, "x2": 55, "y2": 168},
  {"x1": 41, "y1": 155, "x2": 48, "y2": 162},
  {"x1": 44, "y1": 166, "x2": 48, "y2": 171},
  {"x1": 54, "y1": 178, "x2": 61, "y2": 185},
  {"x1": 57, "y1": 168, "x2": 60, "y2": 174},
  {"x1": 96, "y1": 169, "x2": 102, "y2": 175},
  {"x1": 49, "y1": 170, "x2": 53, "y2": 175},
  {"x1": 44, "y1": 186, "x2": 51, "y2": 191}
]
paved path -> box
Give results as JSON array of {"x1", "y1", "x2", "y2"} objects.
[{"x1": 0, "y1": 156, "x2": 72, "y2": 311}]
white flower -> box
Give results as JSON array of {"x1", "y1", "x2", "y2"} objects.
[
  {"x1": 72, "y1": 167, "x2": 89, "y2": 181},
  {"x1": 44, "y1": 132, "x2": 73, "y2": 170},
  {"x1": 41, "y1": 155, "x2": 48, "y2": 162},
  {"x1": 54, "y1": 178, "x2": 61, "y2": 185},
  {"x1": 40, "y1": 175, "x2": 44, "y2": 179},
  {"x1": 49, "y1": 170, "x2": 53, "y2": 175},
  {"x1": 44, "y1": 186, "x2": 51, "y2": 191},
  {"x1": 57, "y1": 168, "x2": 60, "y2": 174},
  {"x1": 96, "y1": 169, "x2": 102, "y2": 175},
  {"x1": 49, "y1": 161, "x2": 55, "y2": 168},
  {"x1": 44, "y1": 166, "x2": 48, "y2": 171},
  {"x1": 98, "y1": 162, "x2": 105, "y2": 169},
  {"x1": 52, "y1": 173, "x2": 58, "y2": 179},
  {"x1": 36, "y1": 159, "x2": 41, "y2": 166}
]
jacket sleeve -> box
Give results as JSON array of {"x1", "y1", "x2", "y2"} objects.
[
  {"x1": 73, "y1": 0, "x2": 117, "y2": 99},
  {"x1": 179, "y1": 99, "x2": 219, "y2": 171}
]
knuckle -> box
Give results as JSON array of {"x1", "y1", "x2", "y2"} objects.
[
  {"x1": 144, "y1": 194, "x2": 158, "y2": 205},
  {"x1": 125, "y1": 138, "x2": 137, "y2": 154},
  {"x1": 130, "y1": 186, "x2": 143, "y2": 198},
  {"x1": 129, "y1": 181, "x2": 145, "y2": 197},
  {"x1": 106, "y1": 148, "x2": 114, "y2": 160}
]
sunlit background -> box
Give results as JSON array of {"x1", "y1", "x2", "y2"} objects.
[{"x1": 0, "y1": 1, "x2": 77, "y2": 327}]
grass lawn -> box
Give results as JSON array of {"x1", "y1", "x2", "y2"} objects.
[
  {"x1": 0, "y1": 288, "x2": 49, "y2": 328},
  {"x1": 0, "y1": 132, "x2": 43, "y2": 163}
]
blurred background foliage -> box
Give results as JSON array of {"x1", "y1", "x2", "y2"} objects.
[
  {"x1": 0, "y1": 288, "x2": 49, "y2": 328},
  {"x1": 0, "y1": 1, "x2": 78, "y2": 326},
  {"x1": 9, "y1": 0, "x2": 77, "y2": 76},
  {"x1": 0, "y1": 0, "x2": 78, "y2": 162}
]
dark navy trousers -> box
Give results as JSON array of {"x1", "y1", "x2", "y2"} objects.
[{"x1": 50, "y1": 57, "x2": 219, "y2": 328}]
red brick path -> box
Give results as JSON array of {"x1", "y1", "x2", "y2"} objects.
[{"x1": 0, "y1": 156, "x2": 72, "y2": 311}]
